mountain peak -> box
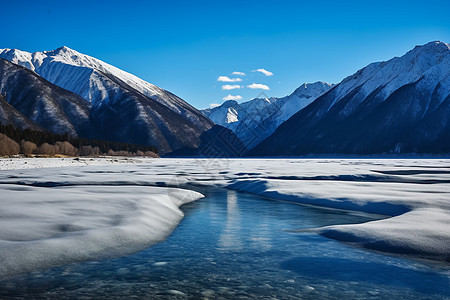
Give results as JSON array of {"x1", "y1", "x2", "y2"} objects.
[
  {"x1": 222, "y1": 100, "x2": 239, "y2": 107},
  {"x1": 55, "y1": 45, "x2": 74, "y2": 52},
  {"x1": 49, "y1": 46, "x2": 81, "y2": 57},
  {"x1": 411, "y1": 41, "x2": 450, "y2": 54},
  {"x1": 250, "y1": 40, "x2": 450, "y2": 156},
  {"x1": 292, "y1": 81, "x2": 333, "y2": 98},
  {"x1": 0, "y1": 46, "x2": 214, "y2": 155},
  {"x1": 427, "y1": 41, "x2": 449, "y2": 48}
]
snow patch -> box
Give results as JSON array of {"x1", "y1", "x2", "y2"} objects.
[{"x1": 0, "y1": 183, "x2": 203, "y2": 278}]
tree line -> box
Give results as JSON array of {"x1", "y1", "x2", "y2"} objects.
[{"x1": 0, "y1": 124, "x2": 158, "y2": 157}]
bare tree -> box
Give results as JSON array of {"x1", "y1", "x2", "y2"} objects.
[
  {"x1": 20, "y1": 140, "x2": 37, "y2": 157},
  {"x1": 114, "y1": 150, "x2": 132, "y2": 156},
  {"x1": 143, "y1": 151, "x2": 158, "y2": 158},
  {"x1": 79, "y1": 146, "x2": 102, "y2": 156},
  {"x1": 55, "y1": 141, "x2": 78, "y2": 156},
  {"x1": 107, "y1": 150, "x2": 133, "y2": 156},
  {"x1": 0, "y1": 133, "x2": 20, "y2": 156},
  {"x1": 35, "y1": 143, "x2": 57, "y2": 156}
]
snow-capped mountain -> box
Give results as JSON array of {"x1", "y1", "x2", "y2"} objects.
[
  {"x1": 256, "y1": 82, "x2": 333, "y2": 144},
  {"x1": 0, "y1": 46, "x2": 207, "y2": 127},
  {"x1": 250, "y1": 41, "x2": 450, "y2": 156},
  {"x1": 202, "y1": 82, "x2": 332, "y2": 148},
  {"x1": 202, "y1": 98, "x2": 277, "y2": 130},
  {"x1": 0, "y1": 47, "x2": 215, "y2": 154}
]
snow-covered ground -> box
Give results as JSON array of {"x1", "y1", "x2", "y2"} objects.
[
  {"x1": 0, "y1": 184, "x2": 202, "y2": 278},
  {"x1": 0, "y1": 158, "x2": 449, "y2": 277},
  {"x1": 0, "y1": 156, "x2": 143, "y2": 170},
  {"x1": 0, "y1": 158, "x2": 204, "y2": 277}
]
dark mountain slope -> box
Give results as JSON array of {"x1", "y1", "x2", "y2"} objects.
[
  {"x1": 89, "y1": 71, "x2": 213, "y2": 154},
  {"x1": 250, "y1": 41, "x2": 450, "y2": 156},
  {"x1": 0, "y1": 47, "x2": 215, "y2": 155},
  {"x1": 0, "y1": 94, "x2": 40, "y2": 130},
  {"x1": 0, "y1": 58, "x2": 92, "y2": 137}
]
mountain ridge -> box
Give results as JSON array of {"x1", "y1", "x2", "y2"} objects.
[
  {"x1": 0, "y1": 47, "x2": 217, "y2": 154},
  {"x1": 0, "y1": 46, "x2": 213, "y2": 129},
  {"x1": 249, "y1": 41, "x2": 450, "y2": 156},
  {"x1": 202, "y1": 81, "x2": 332, "y2": 149}
]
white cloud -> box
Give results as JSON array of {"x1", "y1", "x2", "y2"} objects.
[
  {"x1": 222, "y1": 84, "x2": 241, "y2": 90},
  {"x1": 217, "y1": 76, "x2": 243, "y2": 82},
  {"x1": 252, "y1": 68, "x2": 274, "y2": 76},
  {"x1": 223, "y1": 94, "x2": 243, "y2": 101},
  {"x1": 247, "y1": 83, "x2": 270, "y2": 90},
  {"x1": 209, "y1": 103, "x2": 221, "y2": 109},
  {"x1": 232, "y1": 71, "x2": 246, "y2": 76}
]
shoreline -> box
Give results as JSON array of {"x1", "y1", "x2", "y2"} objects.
[{"x1": 0, "y1": 156, "x2": 149, "y2": 170}]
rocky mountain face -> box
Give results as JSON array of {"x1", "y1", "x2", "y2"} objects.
[
  {"x1": 250, "y1": 41, "x2": 450, "y2": 156},
  {"x1": 0, "y1": 46, "x2": 209, "y2": 127},
  {"x1": 0, "y1": 58, "x2": 92, "y2": 136},
  {"x1": 0, "y1": 94, "x2": 41, "y2": 131},
  {"x1": 0, "y1": 47, "x2": 217, "y2": 155},
  {"x1": 202, "y1": 82, "x2": 332, "y2": 149}
]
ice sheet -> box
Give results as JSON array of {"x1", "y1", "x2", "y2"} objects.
[
  {"x1": 0, "y1": 157, "x2": 449, "y2": 265},
  {"x1": 0, "y1": 183, "x2": 203, "y2": 277}
]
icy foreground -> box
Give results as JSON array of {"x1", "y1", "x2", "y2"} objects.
[
  {"x1": 0, "y1": 157, "x2": 143, "y2": 170},
  {"x1": 0, "y1": 162, "x2": 203, "y2": 277},
  {"x1": 0, "y1": 158, "x2": 449, "y2": 277}
]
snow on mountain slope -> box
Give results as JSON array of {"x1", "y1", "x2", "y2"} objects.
[
  {"x1": 256, "y1": 82, "x2": 333, "y2": 142},
  {"x1": 202, "y1": 82, "x2": 332, "y2": 149},
  {"x1": 202, "y1": 97, "x2": 277, "y2": 148},
  {"x1": 0, "y1": 58, "x2": 92, "y2": 137},
  {"x1": 202, "y1": 100, "x2": 243, "y2": 130},
  {"x1": 250, "y1": 41, "x2": 450, "y2": 156},
  {"x1": 331, "y1": 41, "x2": 450, "y2": 112},
  {"x1": 202, "y1": 98, "x2": 276, "y2": 129},
  {"x1": 0, "y1": 47, "x2": 218, "y2": 154},
  {"x1": 0, "y1": 46, "x2": 209, "y2": 128}
]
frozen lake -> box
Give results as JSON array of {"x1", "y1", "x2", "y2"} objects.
[
  {"x1": 1, "y1": 187, "x2": 449, "y2": 299},
  {"x1": 0, "y1": 158, "x2": 449, "y2": 298}
]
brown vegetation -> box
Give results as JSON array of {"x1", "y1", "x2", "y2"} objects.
[
  {"x1": 20, "y1": 140, "x2": 37, "y2": 157},
  {"x1": 106, "y1": 149, "x2": 158, "y2": 157},
  {"x1": 55, "y1": 141, "x2": 78, "y2": 156},
  {"x1": 0, "y1": 133, "x2": 20, "y2": 156},
  {"x1": 34, "y1": 143, "x2": 57, "y2": 156},
  {"x1": 79, "y1": 145, "x2": 101, "y2": 156},
  {"x1": 142, "y1": 151, "x2": 158, "y2": 158},
  {"x1": 0, "y1": 124, "x2": 159, "y2": 158}
]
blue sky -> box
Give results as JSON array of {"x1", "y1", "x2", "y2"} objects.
[{"x1": 2, "y1": 0, "x2": 450, "y2": 109}]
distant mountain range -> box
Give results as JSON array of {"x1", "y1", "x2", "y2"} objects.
[
  {"x1": 250, "y1": 41, "x2": 450, "y2": 156},
  {"x1": 202, "y1": 82, "x2": 332, "y2": 149},
  {"x1": 0, "y1": 46, "x2": 241, "y2": 155},
  {"x1": 1, "y1": 41, "x2": 449, "y2": 156}
]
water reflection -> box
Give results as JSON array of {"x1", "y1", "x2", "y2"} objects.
[
  {"x1": 218, "y1": 190, "x2": 274, "y2": 251},
  {"x1": 218, "y1": 190, "x2": 242, "y2": 250}
]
